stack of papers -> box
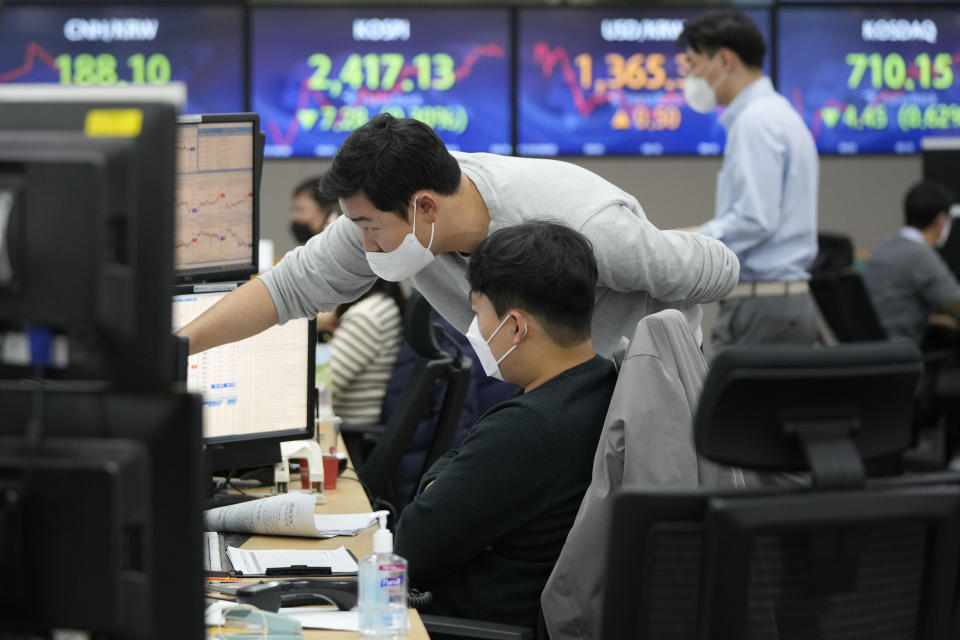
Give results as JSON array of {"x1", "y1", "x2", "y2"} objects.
[
  {"x1": 203, "y1": 492, "x2": 384, "y2": 538},
  {"x1": 314, "y1": 513, "x2": 381, "y2": 538},
  {"x1": 278, "y1": 609, "x2": 359, "y2": 631},
  {"x1": 225, "y1": 545, "x2": 359, "y2": 576}
]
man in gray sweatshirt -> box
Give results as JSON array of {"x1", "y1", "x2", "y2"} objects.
[
  {"x1": 181, "y1": 114, "x2": 739, "y2": 359},
  {"x1": 863, "y1": 181, "x2": 960, "y2": 345}
]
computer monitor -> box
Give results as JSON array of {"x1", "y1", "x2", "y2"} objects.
[
  {"x1": 0, "y1": 84, "x2": 204, "y2": 638},
  {"x1": 0, "y1": 382, "x2": 204, "y2": 639},
  {"x1": 175, "y1": 113, "x2": 259, "y2": 283},
  {"x1": 921, "y1": 137, "x2": 960, "y2": 280},
  {"x1": 171, "y1": 282, "x2": 316, "y2": 473},
  {"x1": 0, "y1": 84, "x2": 181, "y2": 388}
]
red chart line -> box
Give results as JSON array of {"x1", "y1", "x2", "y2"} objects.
[
  {"x1": 532, "y1": 42, "x2": 610, "y2": 118},
  {"x1": 531, "y1": 42, "x2": 687, "y2": 125},
  {"x1": 0, "y1": 42, "x2": 60, "y2": 83},
  {"x1": 266, "y1": 44, "x2": 505, "y2": 147}
]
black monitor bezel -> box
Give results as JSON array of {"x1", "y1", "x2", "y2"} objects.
[
  {"x1": 0, "y1": 382, "x2": 205, "y2": 639},
  {"x1": 0, "y1": 85, "x2": 180, "y2": 389},
  {"x1": 171, "y1": 282, "x2": 316, "y2": 468},
  {"x1": 174, "y1": 112, "x2": 260, "y2": 284}
]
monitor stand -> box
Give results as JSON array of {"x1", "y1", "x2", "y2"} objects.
[
  {"x1": 202, "y1": 467, "x2": 273, "y2": 510},
  {"x1": 202, "y1": 486, "x2": 259, "y2": 510}
]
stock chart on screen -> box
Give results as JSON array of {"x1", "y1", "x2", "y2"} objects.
[
  {"x1": 778, "y1": 7, "x2": 960, "y2": 154},
  {"x1": 175, "y1": 121, "x2": 254, "y2": 276},
  {"x1": 251, "y1": 7, "x2": 512, "y2": 158},
  {"x1": 517, "y1": 7, "x2": 770, "y2": 157},
  {"x1": 0, "y1": 3, "x2": 244, "y2": 114}
]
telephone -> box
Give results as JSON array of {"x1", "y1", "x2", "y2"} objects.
[
  {"x1": 235, "y1": 578, "x2": 433, "y2": 612},
  {"x1": 237, "y1": 578, "x2": 357, "y2": 612}
]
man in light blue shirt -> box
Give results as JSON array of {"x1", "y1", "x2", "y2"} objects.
[{"x1": 677, "y1": 10, "x2": 820, "y2": 351}]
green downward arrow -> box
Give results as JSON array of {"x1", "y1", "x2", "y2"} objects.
[
  {"x1": 297, "y1": 109, "x2": 320, "y2": 131},
  {"x1": 821, "y1": 107, "x2": 840, "y2": 129}
]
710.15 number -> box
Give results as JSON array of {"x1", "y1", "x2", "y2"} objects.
[
  {"x1": 55, "y1": 53, "x2": 172, "y2": 86},
  {"x1": 846, "y1": 52, "x2": 953, "y2": 91}
]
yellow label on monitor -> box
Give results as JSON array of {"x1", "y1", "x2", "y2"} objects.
[{"x1": 83, "y1": 109, "x2": 143, "y2": 138}]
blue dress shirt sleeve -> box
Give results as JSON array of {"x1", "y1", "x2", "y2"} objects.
[{"x1": 698, "y1": 119, "x2": 786, "y2": 257}]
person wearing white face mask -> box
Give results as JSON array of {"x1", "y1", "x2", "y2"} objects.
[
  {"x1": 676, "y1": 11, "x2": 820, "y2": 354},
  {"x1": 863, "y1": 181, "x2": 960, "y2": 347},
  {"x1": 178, "y1": 113, "x2": 740, "y2": 360},
  {"x1": 392, "y1": 221, "x2": 617, "y2": 629}
]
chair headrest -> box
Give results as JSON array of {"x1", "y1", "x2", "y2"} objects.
[
  {"x1": 695, "y1": 340, "x2": 923, "y2": 472},
  {"x1": 403, "y1": 290, "x2": 445, "y2": 359},
  {"x1": 810, "y1": 232, "x2": 854, "y2": 276}
]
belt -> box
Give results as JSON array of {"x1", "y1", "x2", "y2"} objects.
[{"x1": 725, "y1": 280, "x2": 809, "y2": 300}]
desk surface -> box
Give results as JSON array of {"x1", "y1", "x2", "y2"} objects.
[{"x1": 235, "y1": 469, "x2": 429, "y2": 639}]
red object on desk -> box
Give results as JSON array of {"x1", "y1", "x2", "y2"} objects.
[
  {"x1": 299, "y1": 458, "x2": 320, "y2": 491},
  {"x1": 322, "y1": 455, "x2": 338, "y2": 490}
]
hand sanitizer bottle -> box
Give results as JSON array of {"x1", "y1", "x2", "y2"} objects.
[{"x1": 358, "y1": 513, "x2": 409, "y2": 637}]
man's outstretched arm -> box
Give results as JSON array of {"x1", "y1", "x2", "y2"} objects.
[{"x1": 177, "y1": 278, "x2": 279, "y2": 355}]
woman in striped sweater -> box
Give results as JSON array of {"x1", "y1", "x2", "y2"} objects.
[{"x1": 327, "y1": 280, "x2": 404, "y2": 423}]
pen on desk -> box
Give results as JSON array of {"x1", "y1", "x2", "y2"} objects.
[{"x1": 264, "y1": 564, "x2": 333, "y2": 577}]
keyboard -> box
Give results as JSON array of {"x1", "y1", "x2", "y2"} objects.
[{"x1": 204, "y1": 531, "x2": 230, "y2": 575}]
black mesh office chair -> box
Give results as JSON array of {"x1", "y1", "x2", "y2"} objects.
[
  {"x1": 810, "y1": 271, "x2": 960, "y2": 468},
  {"x1": 602, "y1": 341, "x2": 960, "y2": 640},
  {"x1": 809, "y1": 271, "x2": 887, "y2": 343},
  {"x1": 342, "y1": 291, "x2": 473, "y2": 510}
]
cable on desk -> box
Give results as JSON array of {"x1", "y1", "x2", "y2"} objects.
[
  {"x1": 408, "y1": 588, "x2": 434, "y2": 610},
  {"x1": 343, "y1": 464, "x2": 398, "y2": 528}
]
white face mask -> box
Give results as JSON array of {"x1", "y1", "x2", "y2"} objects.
[
  {"x1": 683, "y1": 57, "x2": 727, "y2": 114},
  {"x1": 466, "y1": 314, "x2": 526, "y2": 381},
  {"x1": 936, "y1": 215, "x2": 952, "y2": 249},
  {"x1": 365, "y1": 198, "x2": 435, "y2": 282}
]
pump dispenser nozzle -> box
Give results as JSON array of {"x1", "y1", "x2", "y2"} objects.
[{"x1": 373, "y1": 511, "x2": 393, "y2": 554}]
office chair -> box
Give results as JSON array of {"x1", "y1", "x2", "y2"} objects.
[
  {"x1": 602, "y1": 340, "x2": 960, "y2": 640},
  {"x1": 809, "y1": 232, "x2": 855, "y2": 278},
  {"x1": 420, "y1": 310, "x2": 734, "y2": 640},
  {"x1": 543, "y1": 309, "x2": 746, "y2": 640},
  {"x1": 342, "y1": 290, "x2": 473, "y2": 510},
  {"x1": 809, "y1": 271, "x2": 887, "y2": 343},
  {"x1": 810, "y1": 271, "x2": 960, "y2": 469}
]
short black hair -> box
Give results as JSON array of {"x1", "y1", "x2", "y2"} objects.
[
  {"x1": 321, "y1": 114, "x2": 461, "y2": 219},
  {"x1": 292, "y1": 175, "x2": 340, "y2": 213},
  {"x1": 468, "y1": 221, "x2": 597, "y2": 347},
  {"x1": 677, "y1": 10, "x2": 766, "y2": 69},
  {"x1": 905, "y1": 181, "x2": 954, "y2": 230}
]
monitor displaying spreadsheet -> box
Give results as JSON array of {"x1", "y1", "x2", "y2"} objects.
[{"x1": 171, "y1": 285, "x2": 314, "y2": 443}]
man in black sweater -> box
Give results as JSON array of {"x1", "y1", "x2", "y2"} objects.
[{"x1": 394, "y1": 221, "x2": 618, "y2": 629}]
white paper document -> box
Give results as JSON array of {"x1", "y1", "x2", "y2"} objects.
[
  {"x1": 314, "y1": 512, "x2": 382, "y2": 538},
  {"x1": 202, "y1": 492, "x2": 382, "y2": 538},
  {"x1": 277, "y1": 608, "x2": 359, "y2": 631},
  {"x1": 225, "y1": 545, "x2": 359, "y2": 576}
]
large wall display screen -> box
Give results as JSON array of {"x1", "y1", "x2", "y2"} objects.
[
  {"x1": 778, "y1": 7, "x2": 960, "y2": 154},
  {"x1": 517, "y1": 7, "x2": 770, "y2": 156},
  {"x1": 0, "y1": 3, "x2": 244, "y2": 114},
  {"x1": 252, "y1": 7, "x2": 512, "y2": 158}
]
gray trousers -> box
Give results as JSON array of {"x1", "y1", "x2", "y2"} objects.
[{"x1": 711, "y1": 293, "x2": 819, "y2": 353}]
